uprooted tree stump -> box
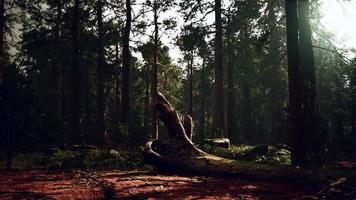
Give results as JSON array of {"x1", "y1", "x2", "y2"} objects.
[{"x1": 143, "y1": 92, "x2": 320, "y2": 181}]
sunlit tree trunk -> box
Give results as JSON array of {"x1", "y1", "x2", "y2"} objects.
[
  {"x1": 285, "y1": 0, "x2": 307, "y2": 166},
  {"x1": 298, "y1": 0, "x2": 321, "y2": 153},
  {"x1": 213, "y1": 0, "x2": 225, "y2": 138},
  {"x1": 70, "y1": 0, "x2": 82, "y2": 144},
  {"x1": 121, "y1": 0, "x2": 131, "y2": 125}
]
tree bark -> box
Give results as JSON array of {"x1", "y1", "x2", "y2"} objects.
[
  {"x1": 121, "y1": 0, "x2": 131, "y2": 124},
  {"x1": 53, "y1": 0, "x2": 62, "y2": 121},
  {"x1": 199, "y1": 58, "x2": 206, "y2": 140},
  {"x1": 351, "y1": 67, "x2": 356, "y2": 151},
  {"x1": 188, "y1": 53, "x2": 193, "y2": 116},
  {"x1": 213, "y1": 0, "x2": 225, "y2": 138},
  {"x1": 226, "y1": 13, "x2": 236, "y2": 143},
  {"x1": 0, "y1": 0, "x2": 4, "y2": 84},
  {"x1": 285, "y1": 0, "x2": 307, "y2": 166},
  {"x1": 242, "y1": 83, "x2": 252, "y2": 142},
  {"x1": 151, "y1": 0, "x2": 159, "y2": 139},
  {"x1": 70, "y1": 0, "x2": 82, "y2": 144},
  {"x1": 298, "y1": 0, "x2": 320, "y2": 153},
  {"x1": 144, "y1": 65, "x2": 150, "y2": 134},
  {"x1": 96, "y1": 0, "x2": 106, "y2": 145},
  {"x1": 115, "y1": 43, "x2": 121, "y2": 132}
]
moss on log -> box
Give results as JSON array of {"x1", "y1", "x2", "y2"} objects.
[{"x1": 144, "y1": 92, "x2": 319, "y2": 181}]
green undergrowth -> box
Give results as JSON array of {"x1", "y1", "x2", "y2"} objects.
[
  {"x1": 0, "y1": 147, "x2": 145, "y2": 170},
  {"x1": 201, "y1": 144, "x2": 291, "y2": 166}
]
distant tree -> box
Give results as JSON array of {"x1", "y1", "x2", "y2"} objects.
[
  {"x1": 177, "y1": 25, "x2": 200, "y2": 116},
  {"x1": 213, "y1": 0, "x2": 224, "y2": 138},
  {"x1": 52, "y1": 0, "x2": 65, "y2": 133},
  {"x1": 70, "y1": 0, "x2": 82, "y2": 144},
  {"x1": 142, "y1": 0, "x2": 176, "y2": 139},
  {"x1": 121, "y1": 0, "x2": 131, "y2": 125},
  {"x1": 225, "y1": 8, "x2": 236, "y2": 142},
  {"x1": 96, "y1": 0, "x2": 106, "y2": 145}
]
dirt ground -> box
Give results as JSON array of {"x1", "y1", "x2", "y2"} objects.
[{"x1": 0, "y1": 169, "x2": 321, "y2": 200}]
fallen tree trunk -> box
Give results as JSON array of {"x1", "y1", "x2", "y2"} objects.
[{"x1": 143, "y1": 92, "x2": 319, "y2": 181}]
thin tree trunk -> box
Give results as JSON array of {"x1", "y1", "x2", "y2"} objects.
[
  {"x1": 6, "y1": 107, "x2": 14, "y2": 169},
  {"x1": 351, "y1": 68, "x2": 356, "y2": 151},
  {"x1": 52, "y1": 0, "x2": 63, "y2": 142},
  {"x1": 335, "y1": 117, "x2": 344, "y2": 146},
  {"x1": 0, "y1": 0, "x2": 4, "y2": 84},
  {"x1": 70, "y1": 0, "x2": 82, "y2": 144},
  {"x1": 188, "y1": 53, "x2": 193, "y2": 116},
  {"x1": 285, "y1": 0, "x2": 307, "y2": 166},
  {"x1": 96, "y1": 0, "x2": 106, "y2": 145},
  {"x1": 54, "y1": 0, "x2": 62, "y2": 114},
  {"x1": 84, "y1": 64, "x2": 90, "y2": 143},
  {"x1": 151, "y1": 0, "x2": 159, "y2": 139},
  {"x1": 121, "y1": 0, "x2": 131, "y2": 124},
  {"x1": 226, "y1": 13, "x2": 236, "y2": 143},
  {"x1": 242, "y1": 84, "x2": 252, "y2": 142},
  {"x1": 267, "y1": 4, "x2": 282, "y2": 144},
  {"x1": 213, "y1": 0, "x2": 225, "y2": 138},
  {"x1": 199, "y1": 58, "x2": 206, "y2": 140},
  {"x1": 144, "y1": 65, "x2": 150, "y2": 134},
  {"x1": 115, "y1": 43, "x2": 121, "y2": 130}
]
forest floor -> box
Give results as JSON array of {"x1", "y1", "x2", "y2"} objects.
[{"x1": 0, "y1": 169, "x2": 321, "y2": 200}]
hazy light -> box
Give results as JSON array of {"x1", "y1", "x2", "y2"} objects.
[{"x1": 319, "y1": 0, "x2": 356, "y2": 50}]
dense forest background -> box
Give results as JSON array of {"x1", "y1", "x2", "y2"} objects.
[{"x1": 1, "y1": 0, "x2": 356, "y2": 169}]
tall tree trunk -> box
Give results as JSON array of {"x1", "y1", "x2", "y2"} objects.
[
  {"x1": 213, "y1": 0, "x2": 225, "y2": 138},
  {"x1": 285, "y1": 0, "x2": 307, "y2": 166},
  {"x1": 226, "y1": 13, "x2": 236, "y2": 143},
  {"x1": 351, "y1": 67, "x2": 356, "y2": 151},
  {"x1": 199, "y1": 58, "x2": 206, "y2": 140},
  {"x1": 144, "y1": 65, "x2": 150, "y2": 134},
  {"x1": 96, "y1": 0, "x2": 106, "y2": 145},
  {"x1": 56, "y1": 0, "x2": 66, "y2": 138},
  {"x1": 242, "y1": 83, "x2": 252, "y2": 142},
  {"x1": 83, "y1": 63, "x2": 91, "y2": 143},
  {"x1": 121, "y1": 0, "x2": 131, "y2": 124},
  {"x1": 151, "y1": 0, "x2": 159, "y2": 139},
  {"x1": 6, "y1": 102, "x2": 14, "y2": 169},
  {"x1": 70, "y1": 0, "x2": 82, "y2": 144},
  {"x1": 298, "y1": 0, "x2": 320, "y2": 153},
  {"x1": 53, "y1": 0, "x2": 63, "y2": 141},
  {"x1": 352, "y1": 119, "x2": 356, "y2": 151},
  {"x1": 0, "y1": 0, "x2": 4, "y2": 84},
  {"x1": 115, "y1": 43, "x2": 121, "y2": 129},
  {"x1": 188, "y1": 53, "x2": 193, "y2": 116},
  {"x1": 267, "y1": 3, "x2": 283, "y2": 144}
]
